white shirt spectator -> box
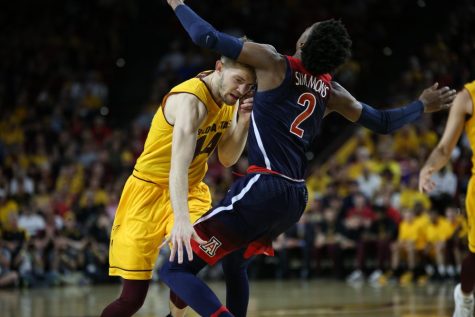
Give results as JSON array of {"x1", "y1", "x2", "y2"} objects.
[
  {"x1": 18, "y1": 213, "x2": 46, "y2": 237},
  {"x1": 357, "y1": 170, "x2": 381, "y2": 199},
  {"x1": 431, "y1": 168, "x2": 457, "y2": 196},
  {"x1": 10, "y1": 175, "x2": 34, "y2": 195}
]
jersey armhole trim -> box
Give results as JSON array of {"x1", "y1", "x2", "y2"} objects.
[
  {"x1": 465, "y1": 87, "x2": 474, "y2": 121},
  {"x1": 161, "y1": 92, "x2": 209, "y2": 127}
]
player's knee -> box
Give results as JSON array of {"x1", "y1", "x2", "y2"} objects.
[
  {"x1": 159, "y1": 260, "x2": 187, "y2": 285},
  {"x1": 222, "y1": 249, "x2": 250, "y2": 273},
  {"x1": 159, "y1": 261, "x2": 173, "y2": 285}
]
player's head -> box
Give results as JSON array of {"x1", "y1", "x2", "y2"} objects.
[
  {"x1": 297, "y1": 19, "x2": 352, "y2": 75},
  {"x1": 214, "y1": 56, "x2": 256, "y2": 105}
]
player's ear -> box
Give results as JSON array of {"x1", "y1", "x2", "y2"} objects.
[{"x1": 215, "y1": 59, "x2": 224, "y2": 73}]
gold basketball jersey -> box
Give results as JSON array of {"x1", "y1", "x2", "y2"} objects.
[
  {"x1": 464, "y1": 81, "x2": 475, "y2": 174},
  {"x1": 134, "y1": 73, "x2": 235, "y2": 186}
]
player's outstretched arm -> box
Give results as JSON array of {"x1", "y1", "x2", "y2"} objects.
[
  {"x1": 167, "y1": 93, "x2": 208, "y2": 263},
  {"x1": 327, "y1": 81, "x2": 456, "y2": 134},
  {"x1": 166, "y1": 0, "x2": 282, "y2": 72},
  {"x1": 419, "y1": 89, "x2": 471, "y2": 193}
]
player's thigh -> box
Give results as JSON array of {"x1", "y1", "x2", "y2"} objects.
[
  {"x1": 466, "y1": 178, "x2": 475, "y2": 252},
  {"x1": 109, "y1": 176, "x2": 170, "y2": 278},
  {"x1": 189, "y1": 182, "x2": 212, "y2": 223}
]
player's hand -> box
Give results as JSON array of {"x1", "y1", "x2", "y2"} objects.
[
  {"x1": 169, "y1": 217, "x2": 207, "y2": 264},
  {"x1": 419, "y1": 82, "x2": 457, "y2": 113},
  {"x1": 419, "y1": 166, "x2": 436, "y2": 193},
  {"x1": 238, "y1": 96, "x2": 254, "y2": 121},
  {"x1": 167, "y1": 0, "x2": 184, "y2": 10},
  {"x1": 237, "y1": 88, "x2": 255, "y2": 121}
]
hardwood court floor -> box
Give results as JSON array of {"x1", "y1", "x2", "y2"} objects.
[{"x1": 0, "y1": 280, "x2": 457, "y2": 317}]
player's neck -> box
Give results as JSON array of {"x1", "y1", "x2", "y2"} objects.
[
  {"x1": 293, "y1": 50, "x2": 302, "y2": 59},
  {"x1": 202, "y1": 73, "x2": 223, "y2": 104}
]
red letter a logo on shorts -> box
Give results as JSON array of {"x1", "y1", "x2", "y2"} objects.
[{"x1": 199, "y1": 236, "x2": 222, "y2": 257}]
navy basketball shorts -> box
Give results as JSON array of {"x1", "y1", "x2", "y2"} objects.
[{"x1": 191, "y1": 173, "x2": 308, "y2": 265}]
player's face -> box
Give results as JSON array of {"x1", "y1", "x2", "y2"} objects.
[
  {"x1": 218, "y1": 63, "x2": 256, "y2": 105},
  {"x1": 296, "y1": 22, "x2": 319, "y2": 51}
]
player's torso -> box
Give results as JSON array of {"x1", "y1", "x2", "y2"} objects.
[
  {"x1": 134, "y1": 75, "x2": 234, "y2": 186},
  {"x1": 247, "y1": 55, "x2": 331, "y2": 180}
]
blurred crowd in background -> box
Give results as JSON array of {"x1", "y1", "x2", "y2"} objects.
[{"x1": 0, "y1": 0, "x2": 474, "y2": 288}]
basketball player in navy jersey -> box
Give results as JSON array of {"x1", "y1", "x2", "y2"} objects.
[{"x1": 161, "y1": 1, "x2": 457, "y2": 316}]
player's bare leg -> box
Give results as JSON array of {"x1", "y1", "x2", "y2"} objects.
[
  {"x1": 453, "y1": 251, "x2": 475, "y2": 317},
  {"x1": 168, "y1": 290, "x2": 188, "y2": 317},
  {"x1": 169, "y1": 301, "x2": 187, "y2": 317}
]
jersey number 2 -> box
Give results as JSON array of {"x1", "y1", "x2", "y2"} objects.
[{"x1": 290, "y1": 92, "x2": 316, "y2": 138}]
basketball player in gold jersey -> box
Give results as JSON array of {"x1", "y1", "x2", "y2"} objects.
[
  {"x1": 419, "y1": 81, "x2": 475, "y2": 317},
  {"x1": 101, "y1": 56, "x2": 256, "y2": 317}
]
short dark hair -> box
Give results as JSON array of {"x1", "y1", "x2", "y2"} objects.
[{"x1": 301, "y1": 19, "x2": 352, "y2": 75}]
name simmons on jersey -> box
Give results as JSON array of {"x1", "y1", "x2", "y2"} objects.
[{"x1": 294, "y1": 71, "x2": 329, "y2": 98}]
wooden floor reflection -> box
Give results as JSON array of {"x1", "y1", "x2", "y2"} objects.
[{"x1": 0, "y1": 280, "x2": 457, "y2": 317}]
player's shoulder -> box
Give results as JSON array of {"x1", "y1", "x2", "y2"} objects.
[
  {"x1": 171, "y1": 76, "x2": 204, "y2": 92},
  {"x1": 166, "y1": 91, "x2": 202, "y2": 104},
  {"x1": 167, "y1": 77, "x2": 209, "y2": 104},
  {"x1": 262, "y1": 43, "x2": 278, "y2": 54},
  {"x1": 453, "y1": 88, "x2": 473, "y2": 116}
]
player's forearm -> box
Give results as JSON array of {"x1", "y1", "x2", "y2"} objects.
[
  {"x1": 356, "y1": 100, "x2": 423, "y2": 134},
  {"x1": 169, "y1": 2, "x2": 243, "y2": 59},
  {"x1": 169, "y1": 167, "x2": 191, "y2": 221},
  {"x1": 169, "y1": 128, "x2": 196, "y2": 221},
  {"x1": 422, "y1": 146, "x2": 451, "y2": 173},
  {"x1": 218, "y1": 120, "x2": 249, "y2": 167}
]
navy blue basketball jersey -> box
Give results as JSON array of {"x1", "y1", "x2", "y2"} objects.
[{"x1": 247, "y1": 55, "x2": 332, "y2": 180}]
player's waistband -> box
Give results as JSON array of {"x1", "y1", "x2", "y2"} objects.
[
  {"x1": 131, "y1": 168, "x2": 165, "y2": 187},
  {"x1": 132, "y1": 168, "x2": 202, "y2": 188},
  {"x1": 246, "y1": 165, "x2": 305, "y2": 183}
]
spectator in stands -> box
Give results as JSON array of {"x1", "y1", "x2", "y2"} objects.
[
  {"x1": 314, "y1": 206, "x2": 352, "y2": 278},
  {"x1": 274, "y1": 213, "x2": 315, "y2": 279}
]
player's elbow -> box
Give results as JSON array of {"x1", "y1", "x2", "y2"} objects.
[
  {"x1": 217, "y1": 149, "x2": 236, "y2": 168},
  {"x1": 218, "y1": 156, "x2": 235, "y2": 168},
  {"x1": 220, "y1": 161, "x2": 234, "y2": 168},
  {"x1": 370, "y1": 124, "x2": 392, "y2": 135},
  {"x1": 357, "y1": 107, "x2": 393, "y2": 135},
  {"x1": 378, "y1": 113, "x2": 396, "y2": 134},
  {"x1": 380, "y1": 125, "x2": 396, "y2": 135}
]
